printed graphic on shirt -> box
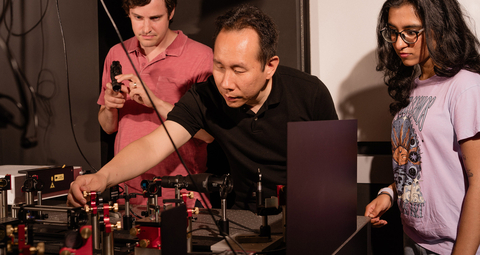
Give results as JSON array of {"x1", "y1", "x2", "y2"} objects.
[
  {"x1": 396, "y1": 96, "x2": 436, "y2": 132},
  {"x1": 392, "y1": 116, "x2": 425, "y2": 218}
]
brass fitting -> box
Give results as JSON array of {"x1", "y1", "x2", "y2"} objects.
[{"x1": 139, "y1": 239, "x2": 150, "y2": 248}]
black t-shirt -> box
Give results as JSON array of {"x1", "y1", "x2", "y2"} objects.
[{"x1": 168, "y1": 65, "x2": 338, "y2": 208}]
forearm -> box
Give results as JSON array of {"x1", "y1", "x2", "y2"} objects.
[
  {"x1": 452, "y1": 186, "x2": 480, "y2": 255},
  {"x1": 98, "y1": 105, "x2": 119, "y2": 134},
  {"x1": 98, "y1": 120, "x2": 192, "y2": 188},
  {"x1": 151, "y1": 97, "x2": 174, "y2": 120},
  {"x1": 453, "y1": 134, "x2": 480, "y2": 254}
]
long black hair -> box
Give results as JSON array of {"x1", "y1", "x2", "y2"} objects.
[{"x1": 376, "y1": 0, "x2": 480, "y2": 115}]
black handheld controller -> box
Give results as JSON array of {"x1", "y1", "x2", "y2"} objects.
[{"x1": 110, "y1": 61, "x2": 122, "y2": 92}]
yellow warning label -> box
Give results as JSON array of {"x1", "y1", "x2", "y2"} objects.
[
  {"x1": 54, "y1": 174, "x2": 64, "y2": 182},
  {"x1": 50, "y1": 182, "x2": 55, "y2": 189}
]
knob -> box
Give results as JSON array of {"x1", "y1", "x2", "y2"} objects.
[
  {"x1": 139, "y1": 239, "x2": 150, "y2": 248},
  {"x1": 112, "y1": 203, "x2": 118, "y2": 212},
  {"x1": 81, "y1": 227, "x2": 92, "y2": 240},
  {"x1": 130, "y1": 227, "x2": 139, "y2": 237},
  {"x1": 30, "y1": 242, "x2": 45, "y2": 255},
  {"x1": 6, "y1": 225, "x2": 14, "y2": 236},
  {"x1": 188, "y1": 207, "x2": 200, "y2": 215},
  {"x1": 114, "y1": 221, "x2": 122, "y2": 231}
]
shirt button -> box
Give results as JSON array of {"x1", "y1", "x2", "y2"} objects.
[{"x1": 254, "y1": 117, "x2": 258, "y2": 121}]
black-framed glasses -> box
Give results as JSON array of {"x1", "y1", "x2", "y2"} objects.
[{"x1": 381, "y1": 27, "x2": 424, "y2": 44}]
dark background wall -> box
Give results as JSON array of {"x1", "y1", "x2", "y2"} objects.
[{"x1": 0, "y1": 1, "x2": 101, "y2": 171}]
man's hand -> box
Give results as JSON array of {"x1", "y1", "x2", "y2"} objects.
[
  {"x1": 116, "y1": 74, "x2": 157, "y2": 108},
  {"x1": 364, "y1": 194, "x2": 392, "y2": 227},
  {"x1": 67, "y1": 173, "x2": 108, "y2": 207},
  {"x1": 104, "y1": 82, "x2": 128, "y2": 110}
]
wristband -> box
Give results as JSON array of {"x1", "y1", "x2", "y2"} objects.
[{"x1": 377, "y1": 187, "x2": 394, "y2": 205}]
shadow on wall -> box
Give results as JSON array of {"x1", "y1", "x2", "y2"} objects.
[{"x1": 337, "y1": 50, "x2": 393, "y2": 142}]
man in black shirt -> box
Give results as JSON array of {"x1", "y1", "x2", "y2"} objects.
[{"x1": 67, "y1": 5, "x2": 338, "y2": 209}]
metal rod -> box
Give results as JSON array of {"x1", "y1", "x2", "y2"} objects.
[
  {"x1": 175, "y1": 186, "x2": 180, "y2": 207},
  {"x1": 154, "y1": 194, "x2": 159, "y2": 222},
  {"x1": 221, "y1": 198, "x2": 227, "y2": 221},
  {"x1": 0, "y1": 191, "x2": 7, "y2": 218},
  {"x1": 103, "y1": 231, "x2": 114, "y2": 255},
  {"x1": 125, "y1": 185, "x2": 130, "y2": 216},
  {"x1": 26, "y1": 192, "x2": 33, "y2": 205},
  {"x1": 93, "y1": 213, "x2": 100, "y2": 250},
  {"x1": 187, "y1": 217, "x2": 192, "y2": 253},
  {"x1": 11, "y1": 204, "x2": 17, "y2": 218},
  {"x1": 37, "y1": 191, "x2": 42, "y2": 217},
  {"x1": 30, "y1": 205, "x2": 76, "y2": 210},
  {"x1": 147, "y1": 197, "x2": 155, "y2": 218},
  {"x1": 33, "y1": 219, "x2": 66, "y2": 225},
  {"x1": 12, "y1": 206, "x2": 71, "y2": 213}
]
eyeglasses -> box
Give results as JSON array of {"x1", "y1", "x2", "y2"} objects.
[{"x1": 381, "y1": 27, "x2": 424, "y2": 44}]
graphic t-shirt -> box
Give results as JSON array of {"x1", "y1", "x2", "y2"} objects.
[{"x1": 391, "y1": 70, "x2": 480, "y2": 254}]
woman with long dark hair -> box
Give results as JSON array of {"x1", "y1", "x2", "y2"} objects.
[{"x1": 364, "y1": 0, "x2": 480, "y2": 254}]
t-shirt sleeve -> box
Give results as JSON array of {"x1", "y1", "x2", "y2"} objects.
[
  {"x1": 451, "y1": 75, "x2": 480, "y2": 141},
  {"x1": 167, "y1": 85, "x2": 205, "y2": 137},
  {"x1": 314, "y1": 79, "x2": 339, "y2": 120}
]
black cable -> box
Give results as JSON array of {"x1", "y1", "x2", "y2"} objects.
[
  {"x1": 0, "y1": 0, "x2": 10, "y2": 25},
  {"x1": 128, "y1": 204, "x2": 142, "y2": 219},
  {"x1": 0, "y1": 0, "x2": 49, "y2": 149},
  {"x1": 36, "y1": 0, "x2": 56, "y2": 159},
  {"x1": 0, "y1": 94, "x2": 24, "y2": 129},
  {"x1": 98, "y1": 1, "x2": 247, "y2": 254},
  {"x1": 55, "y1": 0, "x2": 97, "y2": 172},
  {"x1": 0, "y1": 28, "x2": 39, "y2": 148},
  {"x1": 2, "y1": 0, "x2": 49, "y2": 37}
]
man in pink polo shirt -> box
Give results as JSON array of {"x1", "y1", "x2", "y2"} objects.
[{"x1": 97, "y1": 0, "x2": 213, "y2": 207}]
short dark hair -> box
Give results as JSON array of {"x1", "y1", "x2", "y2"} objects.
[
  {"x1": 122, "y1": 0, "x2": 176, "y2": 21},
  {"x1": 376, "y1": 0, "x2": 480, "y2": 115},
  {"x1": 214, "y1": 5, "x2": 279, "y2": 69}
]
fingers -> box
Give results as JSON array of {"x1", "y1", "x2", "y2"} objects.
[
  {"x1": 67, "y1": 180, "x2": 87, "y2": 207},
  {"x1": 66, "y1": 191, "x2": 83, "y2": 207},
  {"x1": 370, "y1": 218, "x2": 388, "y2": 228},
  {"x1": 115, "y1": 73, "x2": 136, "y2": 84},
  {"x1": 104, "y1": 83, "x2": 126, "y2": 109},
  {"x1": 109, "y1": 74, "x2": 153, "y2": 107},
  {"x1": 364, "y1": 196, "x2": 391, "y2": 228},
  {"x1": 115, "y1": 74, "x2": 145, "y2": 92},
  {"x1": 66, "y1": 174, "x2": 107, "y2": 207}
]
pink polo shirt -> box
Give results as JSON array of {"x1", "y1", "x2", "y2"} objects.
[{"x1": 98, "y1": 31, "x2": 213, "y2": 208}]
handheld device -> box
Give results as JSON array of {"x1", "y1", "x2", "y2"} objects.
[{"x1": 110, "y1": 61, "x2": 122, "y2": 92}]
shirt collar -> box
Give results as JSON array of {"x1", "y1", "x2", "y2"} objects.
[
  {"x1": 125, "y1": 30, "x2": 187, "y2": 58},
  {"x1": 264, "y1": 70, "x2": 282, "y2": 108}
]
